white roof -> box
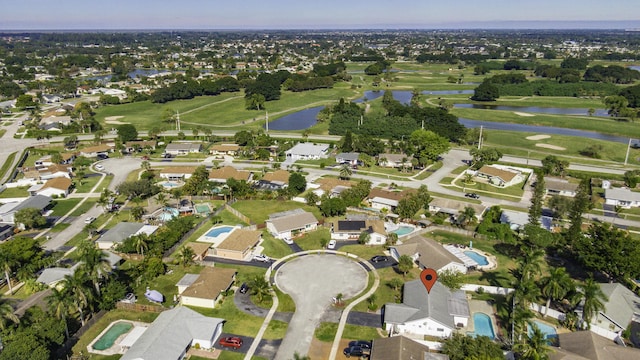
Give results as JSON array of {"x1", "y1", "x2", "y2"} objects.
[
  {"x1": 285, "y1": 142, "x2": 329, "y2": 156},
  {"x1": 120, "y1": 326, "x2": 148, "y2": 348},
  {"x1": 371, "y1": 196, "x2": 399, "y2": 207},
  {"x1": 606, "y1": 188, "x2": 640, "y2": 202},
  {"x1": 135, "y1": 225, "x2": 159, "y2": 236}
]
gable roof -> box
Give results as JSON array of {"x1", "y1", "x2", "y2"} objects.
[
  {"x1": 41, "y1": 177, "x2": 72, "y2": 191},
  {"x1": 597, "y1": 283, "x2": 640, "y2": 329},
  {"x1": 210, "y1": 144, "x2": 241, "y2": 152},
  {"x1": 368, "y1": 188, "x2": 409, "y2": 202},
  {"x1": 13, "y1": 195, "x2": 52, "y2": 212},
  {"x1": 120, "y1": 306, "x2": 224, "y2": 360},
  {"x1": 217, "y1": 229, "x2": 261, "y2": 252},
  {"x1": 478, "y1": 165, "x2": 518, "y2": 183},
  {"x1": 605, "y1": 188, "x2": 640, "y2": 203},
  {"x1": 45, "y1": 164, "x2": 72, "y2": 174},
  {"x1": 336, "y1": 152, "x2": 360, "y2": 161},
  {"x1": 97, "y1": 222, "x2": 145, "y2": 245},
  {"x1": 371, "y1": 335, "x2": 446, "y2": 360},
  {"x1": 429, "y1": 198, "x2": 485, "y2": 216},
  {"x1": 160, "y1": 166, "x2": 198, "y2": 175},
  {"x1": 545, "y1": 177, "x2": 579, "y2": 193},
  {"x1": 267, "y1": 210, "x2": 318, "y2": 233},
  {"x1": 334, "y1": 219, "x2": 386, "y2": 235},
  {"x1": 392, "y1": 235, "x2": 464, "y2": 271},
  {"x1": 262, "y1": 170, "x2": 290, "y2": 184},
  {"x1": 165, "y1": 142, "x2": 202, "y2": 151},
  {"x1": 208, "y1": 166, "x2": 251, "y2": 181},
  {"x1": 181, "y1": 267, "x2": 237, "y2": 300},
  {"x1": 552, "y1": 331, "x2": 640, "y2": 360},
  {"x1": 285, "y1": 142, "x2": 329, "y2": 156},
  {"x1": 384, "y1": 280, "x2": 468, "y2": 329},
  {"x1": 80, "y1": 144, "x2": 112, "y2": 154},
  {"x1": 378, "y1": 153, "x2": 413, "y2": 163}
]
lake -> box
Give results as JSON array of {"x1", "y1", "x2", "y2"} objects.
[
  {"x1": 266, "y1": 106, "x2": 322, "y2": 131},
  {"x1": 454, "y1": 103, "x2": 609, "y2": 117},
  {"x1": 630, "y1": 66, "x2": 640, "y2": 72},
  {"x1": 356, "y1": 90, "x2": 473, "y2": 104}
]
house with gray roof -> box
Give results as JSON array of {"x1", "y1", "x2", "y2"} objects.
[
  {"x1": 96, "y1": 222, "x2": 159, "y2": 250},
  {"x1": 266, "y1": 209, "x2": 318, "y2": 240},
  {"x1": 120, "y1": 306, "x2": 224, "y2": 360},
  {"x1": 164, "y1": 142, "x2": 202, "y2": 156},
  {"x1": 384, "y1": 280, "x2": 469, "y2": 338},
  {"x1": 335, "y1": 152, "x2": 360, "y2": 166},
  {"x1": 551, "y1": 331, "x2": 640, "y2": 360},
  {"x1": 0, "y1": 195, "x2": 52, "y2": 225},
  {"x1": 377, "y1": 153, "x2": 413, "y2": 169},
  {"x1": 592, "y1": 283, "x2": 640, "y2": 333},
  {"x1": 605, "y1": 188, "x2": 640, "y2": 208},
  {"x1": 285, "y1": 142, "x2": 329, "y2": 161},
  {"x1": 371, "y1": 335, "x2": 448, "y2": 360},
  {"x1": 390, "y1": 235, "x2": 467, "y2": 274},
  {"x1": 545, "y1": 177, "x2": 579, "y2": 197}
]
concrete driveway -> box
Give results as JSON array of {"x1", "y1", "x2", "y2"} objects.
[
  {"x1": 273, "y1": 254, "x2": 368, "y2": 360},
  {"x1": 98, "y1": 157, "x2": 142, "y2": 190}
]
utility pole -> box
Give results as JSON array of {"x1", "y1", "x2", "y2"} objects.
[
  {"x1": 175, "y1": 111, "x2": 181, "y2": 132},
  {"x1": 625, "y1": 138, "x2": 632, "y2": 165},
  {"x1": 477, "y1": 125, "x2": 483, "y2": 150},
  {"x1": 265, "y1": 111, "x2": 269, "y2": 133}
]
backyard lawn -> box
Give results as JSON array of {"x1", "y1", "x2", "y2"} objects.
[
  {"x1": 231, "y1": 200, "x2": 322, "y2": 224},
  {"x1": 50, "y1": 198, "x2": 82, "y2": 216}
]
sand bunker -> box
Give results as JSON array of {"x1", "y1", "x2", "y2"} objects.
[
  {"x1": 514, "y1": 111, "x2": 535, "y2": 117},
  {"x1": 536, "y1": 143, "x2": 566, "y2": 151},
  {"x1": 104, "y1": 116, "x2": 128, "y2": 125},
  {"x1": 526, "y1": 135, "x2": 551, "y2": 141}
]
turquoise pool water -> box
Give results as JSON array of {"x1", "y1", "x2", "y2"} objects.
[
  {"x1": 195, "y1": 204, "x2": 210, "y2": 214},
  {"x1": 158, "y1": 207, "x2": 178, "y2": 222},
  {"x1": 162, "y1": 181, "x2": 179, "y2": 188},
  {"x1": 206, "y1": 225, "x2": 234, "y2": 238},
  {"x1": 392, "y1": 226, "x2": 414, "y2": 236},
  {"x1": 468, "y1": 313, "x2": 495, "y2": 340},
  {"x1": 92, "y1": 322, "x2": 133, "y2": 350},
  {"x1": 464, "y1": 250, "x2": 489, "y2": 266},
  {"x1": 529, "y1": 321, "x2": 558, "y2": 345}
]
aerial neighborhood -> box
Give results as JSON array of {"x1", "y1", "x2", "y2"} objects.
[{"x1": 0, "y1": 25, "x2": 640, "y2": 360}]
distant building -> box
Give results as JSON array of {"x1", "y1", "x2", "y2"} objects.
[
  {"x1": 178, "y1": 267, "x2": 237, "y2": 309},
  {"x1": 605, "y1": 188, "x2": 640, "y2": 208},
  {"x1": 331, "y1": 218, "x2": 387, "y2": 245},
  {"x1": 164, "y1": 142, "x2": 202, "y2": 156},
  {"x1": 285, "y1": 142, "x2": 329, "y2": 161}
]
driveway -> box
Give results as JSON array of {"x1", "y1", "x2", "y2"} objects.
[
  {"x1": 98, "y1": 157, "x2": 142, "y2": 190},
  {"x1": 273, "y1": 254, "x2": 368, "y2": 360}
]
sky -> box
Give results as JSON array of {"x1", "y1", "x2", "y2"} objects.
[{"x1": 2, "y1": 0, "x2": 639, "y2": 30}]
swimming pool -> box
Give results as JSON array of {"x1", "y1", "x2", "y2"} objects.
[
  {"x1": 162, "y1": 181, "x2": 180, "y2": 188},
  {"x1": 464, "y1": 250, "x2": 489, "y2": 266},
  {"x1": 92, "y1": 321, "x2": 133, "y2": 350},
  {"x1": 391, "y1": 226, "x2": 414, "y2": 236},
  {"x1": 195, "y1": 203, "x2": 211, "y2": 215},
  {"x1": 469, "y1": 312, "x2": 495, "y2": 340},
  {"x1": 157, "y1": 207, "x2": 178, "y2": 222},
  {"x1": 529, "y1": 320, "x2": 558, "y2": 345},
  {"x1": 206, "y1": 225, "x2": 234, "y2": 238}
]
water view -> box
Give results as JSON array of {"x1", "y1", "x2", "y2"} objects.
[
  {"x1": 266, "y1": 106, "x2": 322, "y2": 130},
  {"x1": 454, "y1": 103, "x2": 609, "y2": 117}
]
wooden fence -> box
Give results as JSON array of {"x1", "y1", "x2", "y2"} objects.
[{"x1": 115, "y1": 302, "x2": 166, "y2": 313}]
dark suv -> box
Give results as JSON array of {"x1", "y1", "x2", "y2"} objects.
[
  {"x1": 239, "y1": 283, "x2": 249, "y2": 294},
  {"x1": 348, "y1": 340, "x2": 372, "y2": 349},
  {"x1": 343, "y1": 346, "x2": 370, "y2": 358},
  {"x1": 465, "y1": 192, "x2": 480, "y2": 199}
]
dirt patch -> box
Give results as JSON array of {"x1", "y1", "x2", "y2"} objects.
[
  {"x1": 514, "y1": 111, "x2": 535, "y2": 117},
  {"x1": 526, "y1": 134, "x2": 551, "y2": 141},
  {"x1": 536, "y1": 143, "x2": 566, "y2": 151},
  {"x1": 104, "y1": 116, "x2": 128, "y2": 125},
  {"x1": 308, "y1": 338, "x2": 352, "y2": 360},
  {"x1": 316, "y1": 177, "x2": 356, "y2": 192}
]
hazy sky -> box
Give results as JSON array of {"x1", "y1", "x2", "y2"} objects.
[{"x1": 2, "y1": 0, "x2": 639, "y2": 30}]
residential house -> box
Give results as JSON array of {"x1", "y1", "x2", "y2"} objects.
[
  {"x1": 208, "y1": 166, "x2": 251, "y2": 184},
  {"x1": 0, "y1": 195, "x2": 52, "y2": 224},
  {"x1": 266, "y1": 209, "x2": 318, "y2": 240},
  {"x1": 164, "y1": 142, "x2": 202, "y2": 156},
  {"x1": 159, "y1": 166, "x2": 198, "y2": 181},
  {"x1": 209, "y1": 144, "x2": 242, "y2": 158},
  {"x1": 34, "y1": 153, "x2": 75, "y2": 168},
  {"x1": 545, "y1": 177, "x2": 579, "y2": 197},
  {"x1": 213, "y1": 229, "x2": 262, "y2": 260},
  {"x1": 604, "y1": 188, "x2": 640, "y2": 209},
  {"x1": 551, "y1": 331, "x2": 640, "y2": 360},
  {"x1": 377, "y1": 153, "x2": 413, "y2": 169},
  {"x1": 42, "y1": 94, "x2": 62, "y2": 103},
  {"x1": 96, "y1": 222, "x2": 159, "y2": 250},
  {"x1": 476, "y1": 165, "x2": 521, "y2": 187},
  {"x1": 39, "y1": 115, "x2": 72, "y2": 131},
  {"x1": 367, "y1": 188, "x2": 412, "y2": 213},
  {"x1": 92, "y1": 87, "x2": 127, "y2": 100},
  {"x1": 125, "y1": 140, "x2": 156, "y2": 153},
  {"x1": 29, "y1": 177, "x2": 72, "y2": 197},
  {"x1": 500, "y1": 209, "x2": 554, "y2": 232},
  {"x1": 384, "y1": 280, "x2": 470, "y2": 338},
  {"x1": 186, "y1": 242, "x2": 211, "y2": 261},
  {"x1": 255, "y1": 170, "x2": 290, "y2": 190},
  {"x1": 330, "y1": 185, "x2": 351, "y2": 198},
  {"x1": 335, "y1": 152, "x2": 360, "y2": 166},
  {"x1": 79, "y1": 144, "x2": 112, "y2": 158},
  {"x1": 371, "y1": 336, "x2": 448, "y2": 360},
  {"x1": 0, "y1": 224, "x2": 13, "y2": 241},
  {"x1": 591, "y1": 283, "x2": 640, "y2": 333},
  {"x1": 178, "y1": 267, "x2": 237, "y2": 309},
  {"x1": 36, "y1": 263, "x2": 81, "y2": 288},
  {"x1": 390, "y1": 235, "x2": 468, "y2": 274},
  {"x1": 428, "y1": 198, "x2": 485, "y2": 220},
  {"x1": 39, "y1": 164, "x2": 73, "y2": 180},
  {"x1": 120, "y1": 306, "x2": 225, "y2": 360},
  {"x1": 285, "y1": 142, "x2": 329, "y2": 161},
  {"x1": 331, "y1": 218, "x2": 387, "y2": 245}
]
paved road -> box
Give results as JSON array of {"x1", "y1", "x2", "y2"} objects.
[{"x1": 273, "y1": 255, "x2": 368, "y2": 360}]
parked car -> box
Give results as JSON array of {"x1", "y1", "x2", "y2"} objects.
[
  {"x1": 96, "y1": 153, "x2": 109, "y2": 160},
  {"x1": 348, "y1": 340, "x2": 372, "y2": 349},
  {"x1": 327, "y1": 240, "x2": 337, "y2": 249},
  {"x1": 84, "y1": 216, "x2": 96, "y2": 224},
  {"x1": 282, "y1": 237, "x2": 294, "y2": 245},
  {"x1": 465, "y1": 192, "x2": 480, "y2": 199},
  {"x1": 370, "y1": 256, "x2": 388, "y2": 263},
  {"x1": 343, "y1": 346, "x2": 369, "y2": 358},
  {"x1": 95, "y1": 164, "x2": 105, "y2": 171},
  {"x1": 253, "y1": 254, "x2": 270, "y2": 262},
  {"x1": 239, "y1": 283, "x2": 249, "y2": 294},
  {"x1": 219, "y1": 336, "x2": 243, "y2": 349}
]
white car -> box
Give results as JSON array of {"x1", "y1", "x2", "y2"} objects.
[
  {"x1": 327, "y1": 240, "x2": 337, "y2": 249},
  {"x1": 84, "y1": 216, "x2": 96, "y2": 224},
  {"x1": 95, "y1": 164, "x2": 105, "y2": 171},
  {"x1": 282, "y1": 237, "x2": 294, "y2": 245},
  {"x1": 253, "y1": 254, "x2": 270, "y2": 262}
]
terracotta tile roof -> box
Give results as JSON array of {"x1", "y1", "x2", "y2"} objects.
[
  {"x1": 217, "y1": 229, "x2": 262, "y2": 252},
  {"x1": 46, "y1": 164, "x2": 72, "y2": 174},
  {"x1": 180, "y1": 267, "x2": 237, "y2": 300},
  {"x1": 210, "y1": 144, "x2": 241, "y2": 152},
  {"x1": 262, "y1": 170, "x2": 290, "y2": 184},
  {"x1": 208, "y1": 166, "x2": 251, "y2": 181},
  {"x1": 316, "y1": 177, "x2": 354, "y2": 192},
  {"x1": 478, "y1": 165, "x2": 518, "y2": 183},
  {"x1": 80, "y1": 144, "x2": 112, "y2": 154},
  {"x1": 160, "y1": 166, "x2": 198, "y2": 175},
  {"x1": 42, "y1": 177, "x2": 72, "y2": 190}
]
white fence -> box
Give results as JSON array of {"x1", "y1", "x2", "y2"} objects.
[
  {"x1": 528, "y1": 303, "x2": 566, "y2": 321},
  {"x1": 462, "y1": 284, "x2": 514, "y2": 296},
  {"x1": 589, "y1": 324, "x2": 620, "y2": 341}
]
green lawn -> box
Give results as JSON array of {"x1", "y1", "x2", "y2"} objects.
[
  {"x1": 50, "y1": 198, "x2": 82, "y2": 216},
  {"x1": 295, "y1": 228, "x2": 331, "y2": 250},
  {"x1": 260, "y1": 232, "x2": 294, "y2": 259},
  {"x1": 70, "y1": 199, "x2": 98, "y2": 216},
  {"x1": 74, "y1": 174, "x2": 106, "y2": 193},
  {"x1": 188, "y1": 296, "x2": 266, "y2": 338},
  {"x1": 231, "y1": 200, "x2": 322, "y2": 224},
  {"x1": 314, "y1": 322, "x2": 383, "y2": 342},
  {"x1": 0, "y1": 151, "x2": 17, "y2": 180},
  {"x1": 0, "y1": 186, "x2": 29, "y2": 198}
]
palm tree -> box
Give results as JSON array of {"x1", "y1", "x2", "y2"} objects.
[
  {"x1": 386, "y1": 232, "x2": 399, "y2": 247},
  {"x1": 177, "y1": 246, "x2": 195, "y2": 267},
  {"x1": 339, "y1": 164, "x2": 352, "y2": 180},
  {"x1": 77, "y1": 240, "x2": 111, "y2": 296},
  {"x1": 46, "y1": 287, "x2": 71, "y2": 339},
  {"x1": 61, "y1": 272, "x2": 90, "y2": 327},
  {"x1": 541, "y1": 267, "x2": 573, "y2": 317},
  {"x1": 132, "y1": 234, "x2": 149, "y2": 256},
  {"x1": 517, "y1": 248, "x2": 545, "y2": 281},
  {"x1": 0, "y1": 250, "x2": 15, "y2": 294},
  {"x1": 581, "y1": 277, "x2": 608, "y2": 329},
  {"x1": 0, "y1": 294, "x2": 19, "y2": 331},
  {"x1": 249, "y1": 275, "x2": 271, "y2": 303},
  {"x1": 514, "y1": 325, "x2": 550, "y2": 360},
  {"x1": 156, "y1": 193, "x2": 169, "y2": 207},
  {"x1": 457, "y1": 206, "x2": 476, "y2": 228}
]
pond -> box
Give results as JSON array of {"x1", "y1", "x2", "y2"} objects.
[
  {"x1": 355, "y1": 90, "x2": 472, "y2": 104},
  {"x1": 630, "y1": 65, "x2": 640, "y2": 72},
  {"x1": 266, "y1": 106, "x2": 322, "y2": 131},
  {"x1": 454, "y1": 103, "x2": 609, "y2": 117}
]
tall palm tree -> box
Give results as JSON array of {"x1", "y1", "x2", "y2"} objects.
[
  {"x1": 46, "y1": 287, "x2": 71, "y2": 339},
  {"x1": 514, "y1": 325, "x2": 550, "y2": 360},
  {"x1": 581, "y1": 277, "x2": 608, "y2": 329},
  {"x1": 0, "y1": 294, "x2": 19, "y2": 331},
  {"x1": 0, "y1": 250, "x2": 15, "y2": 294},
  {"x1": 156, "y1": 193, "x2": 169, "y2": 208},
  {"x1": 517, "y1": 248, "x2": 545, "y2": 281},
  {"x1": 177, "y1": 246, "x2": 195, "y2": 268},
  {"x1": 541, "y1": 267, "x2": 573, "y2": 317},
  {"x1": 61, "y1": 272, "x2": 90, "y2": 327},
  {"x1": 339, "y1": 164, "x2": 352, "y2": 180},
  {"x1": 77, "y1": 240, "x2": 111, "y2": 296},
  {"x1": 457, "y1": 206, "x2": 476, "y2": 228},
  {"x1": 132, "y1": 234, "x2": 149, "y2": 256}
]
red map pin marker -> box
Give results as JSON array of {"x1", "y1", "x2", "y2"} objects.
[{"x1": 420, "y1": 268, "x2": 438, "y2": 294}]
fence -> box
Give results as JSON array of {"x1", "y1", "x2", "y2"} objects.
[
  {"x1": 427, "y1": 225, "x2": 489, "y2": 241},
  {"x1": 590, "y1": 324, "x2": 619, "y2": 340},
  {"x1": 115, "y1": 302, "x2": 166, "y2": 313},
  {"x1": 461, "y1": 284, "x2": 513, "y2": 296},
  {"x1": 56, "y1": 310, "x2": 107, "y2": 358},
  {"x1": 224, "y1": 203, "x2": 253, "y2": 225},
  {"x1": 163, "y1": 215, "x2": 211, "y2": 258}
]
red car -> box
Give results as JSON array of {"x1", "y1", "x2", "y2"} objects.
[{"x1": 219, "y1": 336, "x2": 243, "y2": 349}]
